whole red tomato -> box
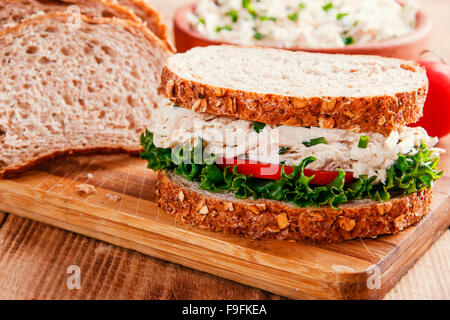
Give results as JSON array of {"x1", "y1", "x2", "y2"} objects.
[{"x1": 409, "y1": 60, "x2": 450, "y2": 137}]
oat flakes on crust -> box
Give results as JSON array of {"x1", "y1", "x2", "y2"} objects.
[
  {"x1": 156, "y1": 171, "x2": 432, "y2": 243},
  {"x1": 160, "y1": 66, "x2": 427, "y2": 135}
]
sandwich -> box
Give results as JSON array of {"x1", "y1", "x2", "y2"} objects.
[
  {"x1": 0, "y1": 12, "x2": 170, "y2": 178},
  {"x1": 141, "y1": 45, "x2": 443, "y2": 243}
]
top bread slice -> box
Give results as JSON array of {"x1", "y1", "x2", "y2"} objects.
[
  {"x1": 0, "y1": 12, "x2": 170, "y2": 178},
  {"x1": 161, "y1": 45, "x2": 428, "y2": 134},
  {"x1": 0, "y1": 0, "x2": 173, "y2": 51}
]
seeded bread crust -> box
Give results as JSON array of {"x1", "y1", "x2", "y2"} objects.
[
  {"x1": 160, "y1": 51, "x2": 427, "y2": 135},
  {"x1": 156, "y1": 171, "x2": 432, "y2": 243},
  {"x1": 113, "y1": 0, "x2": 174, "y2": 51}
]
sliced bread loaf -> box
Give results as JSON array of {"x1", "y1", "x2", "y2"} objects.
[
  {"x1": 0, "y1": 0, "x2": 173, "y2": 51},
  {"x1": 0, "y1": 12, "x2": 170, "y2": 178},
  {"x1": 161, "y1": 45, "x2": 428, "y2": 134},
  {"x1": 156, "y1": 171, "x2": 432, "y2": 243}
]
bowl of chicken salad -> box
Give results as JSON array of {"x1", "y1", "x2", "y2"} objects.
[{"x1": 174, "y1": 0, "x2": 431, "y2": 59}]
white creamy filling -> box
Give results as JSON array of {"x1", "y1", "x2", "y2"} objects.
[
  {"x1": 187, "y1": 0, "x2": 418, "y2": 48},
  {"x1": 149, "y1": 102, "x2": 441, "y2": 182}
]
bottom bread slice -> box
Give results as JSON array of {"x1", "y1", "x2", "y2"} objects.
[{"x1": 156, "y1": 171, "x2": 432, "y2": 243}]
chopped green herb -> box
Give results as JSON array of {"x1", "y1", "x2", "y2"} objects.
[
  {"x1": 303, "y1": 137, "x2": 327, "y2": 147},
  {"x1": 288, "y1": 12, "x2": 299, "y2": 22},
  {"x1": 259, "y1": 15, "x2": 276, "y2": 21},
  {"x1": 322, "y1": 2, "x2": 334, "y2": 11},
  {"x1": 242, "y1": 0, "x2": 256, "y2": 18},
  {"x1": 336, "y1": 13, "x2": 348, "y2": 20},
  {"x1": 227, "y1": 10, "x2": 238, "y2": 23},
  {"x1": 216, "y1": 25, "x2": 232, "y2": 32},
  {"x1": 358, "y1": 136, "x2": 370, "y2": 149},
  {"x1": 253, "y1": 29, "x2": 264, "y2": 40},
  {"x1": 198, "y1": 18, "x2": 205, "y2": 25},
  {"x1": 353, "y1": 20, "x2": 359, "y2": 26},
  {"x1": 343, "y1": 36, "x2": 354, "y2": 45},
  {"x1": 279, "y1": 147, "x2": 290, "y2": 155},
  {"x1": 299, "y1": 2, "x2": 306, "y2": 9},
  {"x1": 253, "y1": 122, "x2": 266, "y2": 133},
  {"x1": 173, "y1": 104, "x2": 180, "y2": 108}
]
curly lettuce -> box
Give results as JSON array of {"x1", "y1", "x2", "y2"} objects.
[{"x1": 140, "y1": 130, "x2": 443, "y2": 209}]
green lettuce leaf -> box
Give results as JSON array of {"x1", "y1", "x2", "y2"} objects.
[{"x1": 140, "y1": 130, "x2": 443, "y2": 209}]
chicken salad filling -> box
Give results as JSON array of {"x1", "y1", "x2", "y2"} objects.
[
  {"x1": 148, "y1": 103, "x2": 442, "y2": 182},
  {"x1": 141, "y1": 103, "x2": 443, "y2": 208}
]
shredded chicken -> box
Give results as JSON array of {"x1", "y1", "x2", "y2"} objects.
[{"x1": 149, "y1": 103, "x2": 442, "y2": 182}]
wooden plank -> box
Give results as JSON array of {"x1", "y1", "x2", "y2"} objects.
[
  {"x1": 0, "y1": 212, "x2": 6, "y2": 226},
  {"x1": 0, "y1": 215, "x2": 281, "y2": 300},
  {"x1": 0, "y1": 152, "x2": 448, "y2": 299}
]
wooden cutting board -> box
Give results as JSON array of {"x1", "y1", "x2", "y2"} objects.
[{"x1": 0, "y1": 154, "x2": 448, "y2": 299}]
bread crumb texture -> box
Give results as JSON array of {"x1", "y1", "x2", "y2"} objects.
[{"x1": 0, "y1": 13, "x2": 170, "y2": 178}]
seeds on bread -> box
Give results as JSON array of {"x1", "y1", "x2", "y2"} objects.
[
  {"x1": 160, "y1": 45, "x2": 428, "y2": 134},
  {"x1": 157, "y1": 171, "x2": 432, "y2": 243}
]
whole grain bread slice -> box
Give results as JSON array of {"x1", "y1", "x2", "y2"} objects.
[
  {"x1": 0, "y1": 0, "x2": 173, "y2": 52},
  {"x1": 161, "y1": 45, "x2": 428, "y2": 134},
  {"x1": 0, "y1": 12, "x2": 170, "y2": 178},
  {"x1": 156, "y1": 171, "x2": 432, "y2": 243}
]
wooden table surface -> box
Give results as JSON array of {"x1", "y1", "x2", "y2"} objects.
[{"x1": 0, "y1": 0, "x2": 449, "y2": 300}]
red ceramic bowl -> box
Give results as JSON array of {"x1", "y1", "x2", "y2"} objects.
[{"x1": 174, "y1": 3, "x2": 432, "y2": 60}]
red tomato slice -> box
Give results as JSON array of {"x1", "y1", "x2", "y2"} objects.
[
  {"x1": 409, "y1": 60, "x2": 450, "y2": 138},
  {"x1": 216, "y1": 158, "x2": 355, "y2": 185}
]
